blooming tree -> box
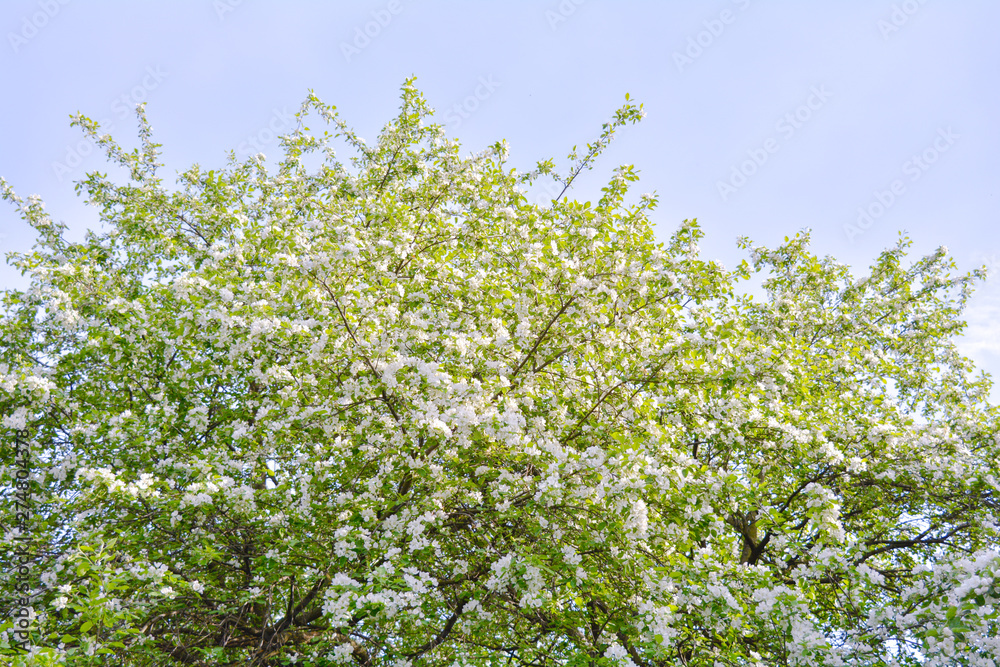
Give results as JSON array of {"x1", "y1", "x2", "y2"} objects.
[{"x1": 1, "y1": 81, "x2": 999, "y2": 666}]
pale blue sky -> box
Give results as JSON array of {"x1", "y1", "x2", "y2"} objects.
[{"x1": 2, "y1": 0, "x2": 998, "y2": 397}]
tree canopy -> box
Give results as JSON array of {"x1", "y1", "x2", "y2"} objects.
[{"x1": 2, "y1": 80, "x2": 999, "y2": 666}]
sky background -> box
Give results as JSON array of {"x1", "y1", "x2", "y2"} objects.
[{"x1": 1, "y1": 0, "x2": 998, "y2": 400}]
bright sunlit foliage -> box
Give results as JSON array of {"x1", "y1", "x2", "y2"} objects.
[{"x1": 1, "y1": 81, "x2": 998, "y2": 666}]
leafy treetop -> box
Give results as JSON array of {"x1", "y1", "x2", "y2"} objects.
[{"x1": 1, "y1": 79, "x2": 998, "y2": 666}]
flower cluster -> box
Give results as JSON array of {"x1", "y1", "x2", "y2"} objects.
[{"x1": 0, "y1": 81, "x2": 997, "y2": 666}]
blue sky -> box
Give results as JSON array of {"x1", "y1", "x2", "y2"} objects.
[{"x1": 2, "y1": 0, "x2": 998, "y2": 398}]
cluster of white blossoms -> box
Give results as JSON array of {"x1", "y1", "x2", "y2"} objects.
[
  {"x1": 802, "y1": 482, "x2": 846, "y2": 544},
  {"x1": 1, "y1": 83, "x2": 998, "y2": 665}
]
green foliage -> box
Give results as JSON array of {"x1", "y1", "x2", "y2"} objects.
[{"x1": 1, "y1": 80, "x2": 998, "y2": 666}]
